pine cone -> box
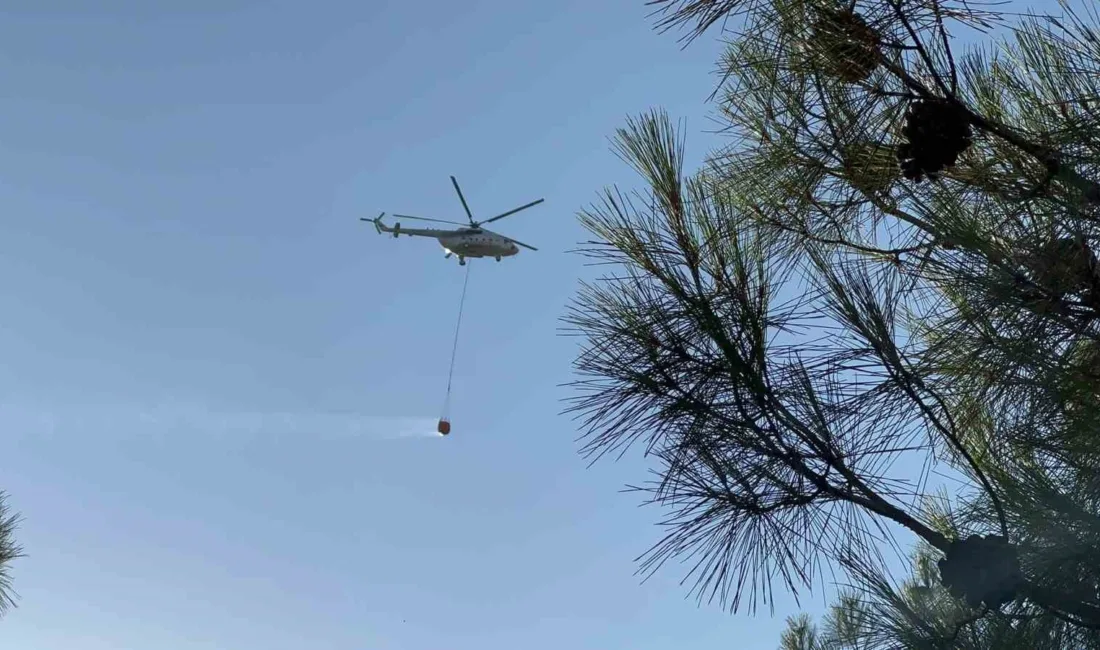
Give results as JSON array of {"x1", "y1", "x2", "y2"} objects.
[
  {"x1": 1025, "y1": 236, "x2": 1099, "y2": 296},
  {"x1": 937, "y1": 534, "x2": 1023, "y2": 609},
  {"x1": 897, "y1": 98, "x2": 973, "y2": 182},
  {"x1": 809, "y1": 10, "x2": 881, "y2": 83},
  {"x1": 843, "y1": 141, "x2": 897, "y2": 194}
]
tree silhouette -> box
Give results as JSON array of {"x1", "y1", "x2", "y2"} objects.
[
  {"x1": 777, "y1": 543, "x2": 1100, "y2": 649},
  {"x1": 562, "y1": 0, "x2": 1100, "y2": 636},
  {"x1": 0, "y1": 492, "x2": 23, "y2": 618}
]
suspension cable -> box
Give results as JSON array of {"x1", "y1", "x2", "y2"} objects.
[{"x1": 441, "y1": 263, "x2": 471, "y2": 419}]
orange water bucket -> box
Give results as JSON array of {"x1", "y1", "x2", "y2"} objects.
[{"x1": 437, "y1": 419, "x2": 451, "y2": 435}]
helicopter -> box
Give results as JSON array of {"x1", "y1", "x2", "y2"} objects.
[{"x1": 363, "y1": 176, "x2": 543, "y2": 266}]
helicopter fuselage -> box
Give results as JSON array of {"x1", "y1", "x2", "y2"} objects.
[
  {"x1": 437, "y1": 228, "x2": 519, "y2": 260},
  {"x1": 378, "y1": 219, "x2": 519, "y2": 263}
]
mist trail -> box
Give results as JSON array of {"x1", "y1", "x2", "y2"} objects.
[{"x1": 0, "y1": 401, "x2": 442, "y2": 443}]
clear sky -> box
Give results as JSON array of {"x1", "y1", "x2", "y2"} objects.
[
  {"x1": 0, "y1": 0, "x2": 1036, "y2": 648},
  {"x1": 0, "y1": 1, "x2": 825, "y2": 648}
]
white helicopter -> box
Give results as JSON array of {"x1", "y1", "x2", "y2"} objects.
[{"x1": 363, "y1": 176, "x2": 543, "y2": 266}]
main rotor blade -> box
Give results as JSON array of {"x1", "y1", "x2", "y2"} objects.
[
  {"x1": 478, "y1": 198, "x2": 545, "y2": 226},
  {"x1": 504, "y1": 236, "x2": 538, "y2": 251},
  {"x1": 392, "y1": 214, "x2": 467, "y2": 226},
  {"x1": 450, "y1": 176, "x2": 475, "y2": 225}
]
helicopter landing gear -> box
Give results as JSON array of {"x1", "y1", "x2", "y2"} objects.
[
  {"x1": 495, "y1": 256, "x2": 501, "y2": 262},
  {"x1": 459, "y1": 256, "x2": 466, "y2": 266}
]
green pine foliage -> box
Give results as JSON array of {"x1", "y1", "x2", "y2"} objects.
[{"x1": 563, "y1": 0, "x2": 1100, "y2": 643}]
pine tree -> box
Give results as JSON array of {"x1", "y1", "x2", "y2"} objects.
[
  {"x1": 0, "y1": 492, "x2": 23, "y2": 618},
  {"x1": 562, "y1": 0, "x2": 1100, "y2": 638},
  {"x1": 778, "y1": 542, "x2": 1100, "y2": 649}
]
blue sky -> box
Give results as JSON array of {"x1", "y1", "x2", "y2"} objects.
[
  {"x1": 0, "y1": 0, "x2": 1036, "y2": 648},
  {"x1": 0, "y1": 1, "x2": 821, "y2": 648}
]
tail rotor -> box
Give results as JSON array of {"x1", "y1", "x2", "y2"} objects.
[{"x1": 359, "y1": 212, "x2": 386, "y2": 234}]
